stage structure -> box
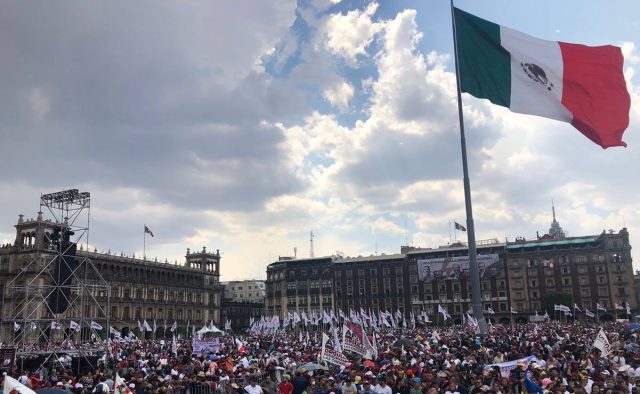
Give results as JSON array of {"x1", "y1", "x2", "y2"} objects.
[{"x1": 2, "y1": 189, "x2": 111, "y2": 373}]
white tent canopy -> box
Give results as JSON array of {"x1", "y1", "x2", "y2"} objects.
[{"x1": 196, "y1": 324, "x2": 224, "y2": 337}]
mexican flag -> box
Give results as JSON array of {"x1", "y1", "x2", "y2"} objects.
[
  {"x1": 454, "y1": 7, "x2": 630, "y2": 149},
  {"x1": 454, "y1": 221, "x2": 466, "y2": 231}
]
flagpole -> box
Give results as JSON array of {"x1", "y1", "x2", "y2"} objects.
[
  {"x1": 143, "y1": 225, "x2": 146, "y2": 260},
  {"x1": 450, "y1": 0, "x2": 487, "y2": 336}
]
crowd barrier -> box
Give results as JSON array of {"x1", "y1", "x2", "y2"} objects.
[{"x1": 168, "y1": 382, "x2": 226, "y2": 394}]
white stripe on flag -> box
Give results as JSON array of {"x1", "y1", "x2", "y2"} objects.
[{"x1": 500, "y1": 26, "x2": 572, "y2": 123}]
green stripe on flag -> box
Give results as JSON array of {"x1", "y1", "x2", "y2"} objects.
[{"x1": 454, "y1": 7, "x2": 511, "y2": 107}]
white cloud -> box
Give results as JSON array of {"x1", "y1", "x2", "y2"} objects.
[
  {"x1": 324, "y1": 2, "x2": 383, "y2": 65},
  {"x1": 323, "y1": 80, "x2": 354, "y2": 111},
  {"x1": 621, "y1": 41, "x2": 640, "y2": 64}
]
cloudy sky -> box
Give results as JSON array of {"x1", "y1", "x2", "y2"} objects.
[{"x1": 1, "y1": 0, "x2": 639, "y2": 280}]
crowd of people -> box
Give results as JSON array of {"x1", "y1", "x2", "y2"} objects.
[{"x1": 2, "y1": 322, "x2": 640, "y2": 394}]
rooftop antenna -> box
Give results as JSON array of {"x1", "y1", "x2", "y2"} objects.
[
  {"x1": 309, "y1": 231, "x2": 314, "y2": 258},
  {"x1": 404, "y1": 218, "x2": 409, "y2": 246},
  {"x1": 294, "y1": 246, "x2": 297, "y2": 258},
  {"x1": 374, "y1": 230, "x2": 378, "y2": 255}
]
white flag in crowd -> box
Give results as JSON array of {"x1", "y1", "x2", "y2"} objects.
[
  {"x1": 593, "y1": 328, "x2": 612, "y2": 356},
  {"x1": 69, "y1": 320, "x2": 81, "y2": 332},
  {"x1": 438, "y1": 305, "x2": 451, "y2": 320},
  {"x1": 90, "y1": 321, "x2": 103, "y2": 330},
  {"x1": 4, "y1": 375, "x2": 37, "y2": 394},
  {"x1": 554, "y1": 304, "x2": 570, "y2": 313}
]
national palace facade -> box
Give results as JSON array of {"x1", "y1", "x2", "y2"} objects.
[{"x1": 0, "y1": 211, "x2": 223, "y2": 342}]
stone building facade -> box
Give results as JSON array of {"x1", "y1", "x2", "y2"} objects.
[
  {"x1": 506, "y1": 228, "x2": 635, "y2": 320},
  {"x1": 265, "y1": 216, "x2": 635, "y2": 323},
  {"x1": 0, "y1": 212, "x2": 223, "y2": 342},
  {"x1": 221, "y1": 280, "x2": 265, "y2": 303}
]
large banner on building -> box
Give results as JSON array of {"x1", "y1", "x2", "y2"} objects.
[
  {"x1": 192, "y1": 338, "x2": 220, "y2": 355},
  {"x1": 417, "y1": 254, "x2": 500, "y2": 281}
]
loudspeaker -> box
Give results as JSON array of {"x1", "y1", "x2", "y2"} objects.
[{"x1": 47, "y1": 229, "x2": 77, "y2": 314}]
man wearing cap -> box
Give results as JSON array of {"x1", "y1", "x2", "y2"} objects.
[{"x1": 409, "y1": 378, "x2": 422, "y2": 394}]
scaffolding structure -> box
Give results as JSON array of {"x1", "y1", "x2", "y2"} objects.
[{"x1": 3, "y1": 189, "x2": 111, "y2": 373}]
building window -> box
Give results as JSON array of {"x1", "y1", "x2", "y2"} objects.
[
  {"x1": 383, "y1": 267, "x2": 390, "y2": 276},
  {"x1": 370, "y1": 268, "x2": 377, "y2": 276}
]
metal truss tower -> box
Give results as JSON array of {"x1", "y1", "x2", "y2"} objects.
[{"x1": 2, "y1": 189, "x2": 111, "y2": 373}]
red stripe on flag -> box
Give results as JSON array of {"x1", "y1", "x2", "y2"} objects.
[{"x1": 559, "y1": 42, "x2": 630, "y2": 148}]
